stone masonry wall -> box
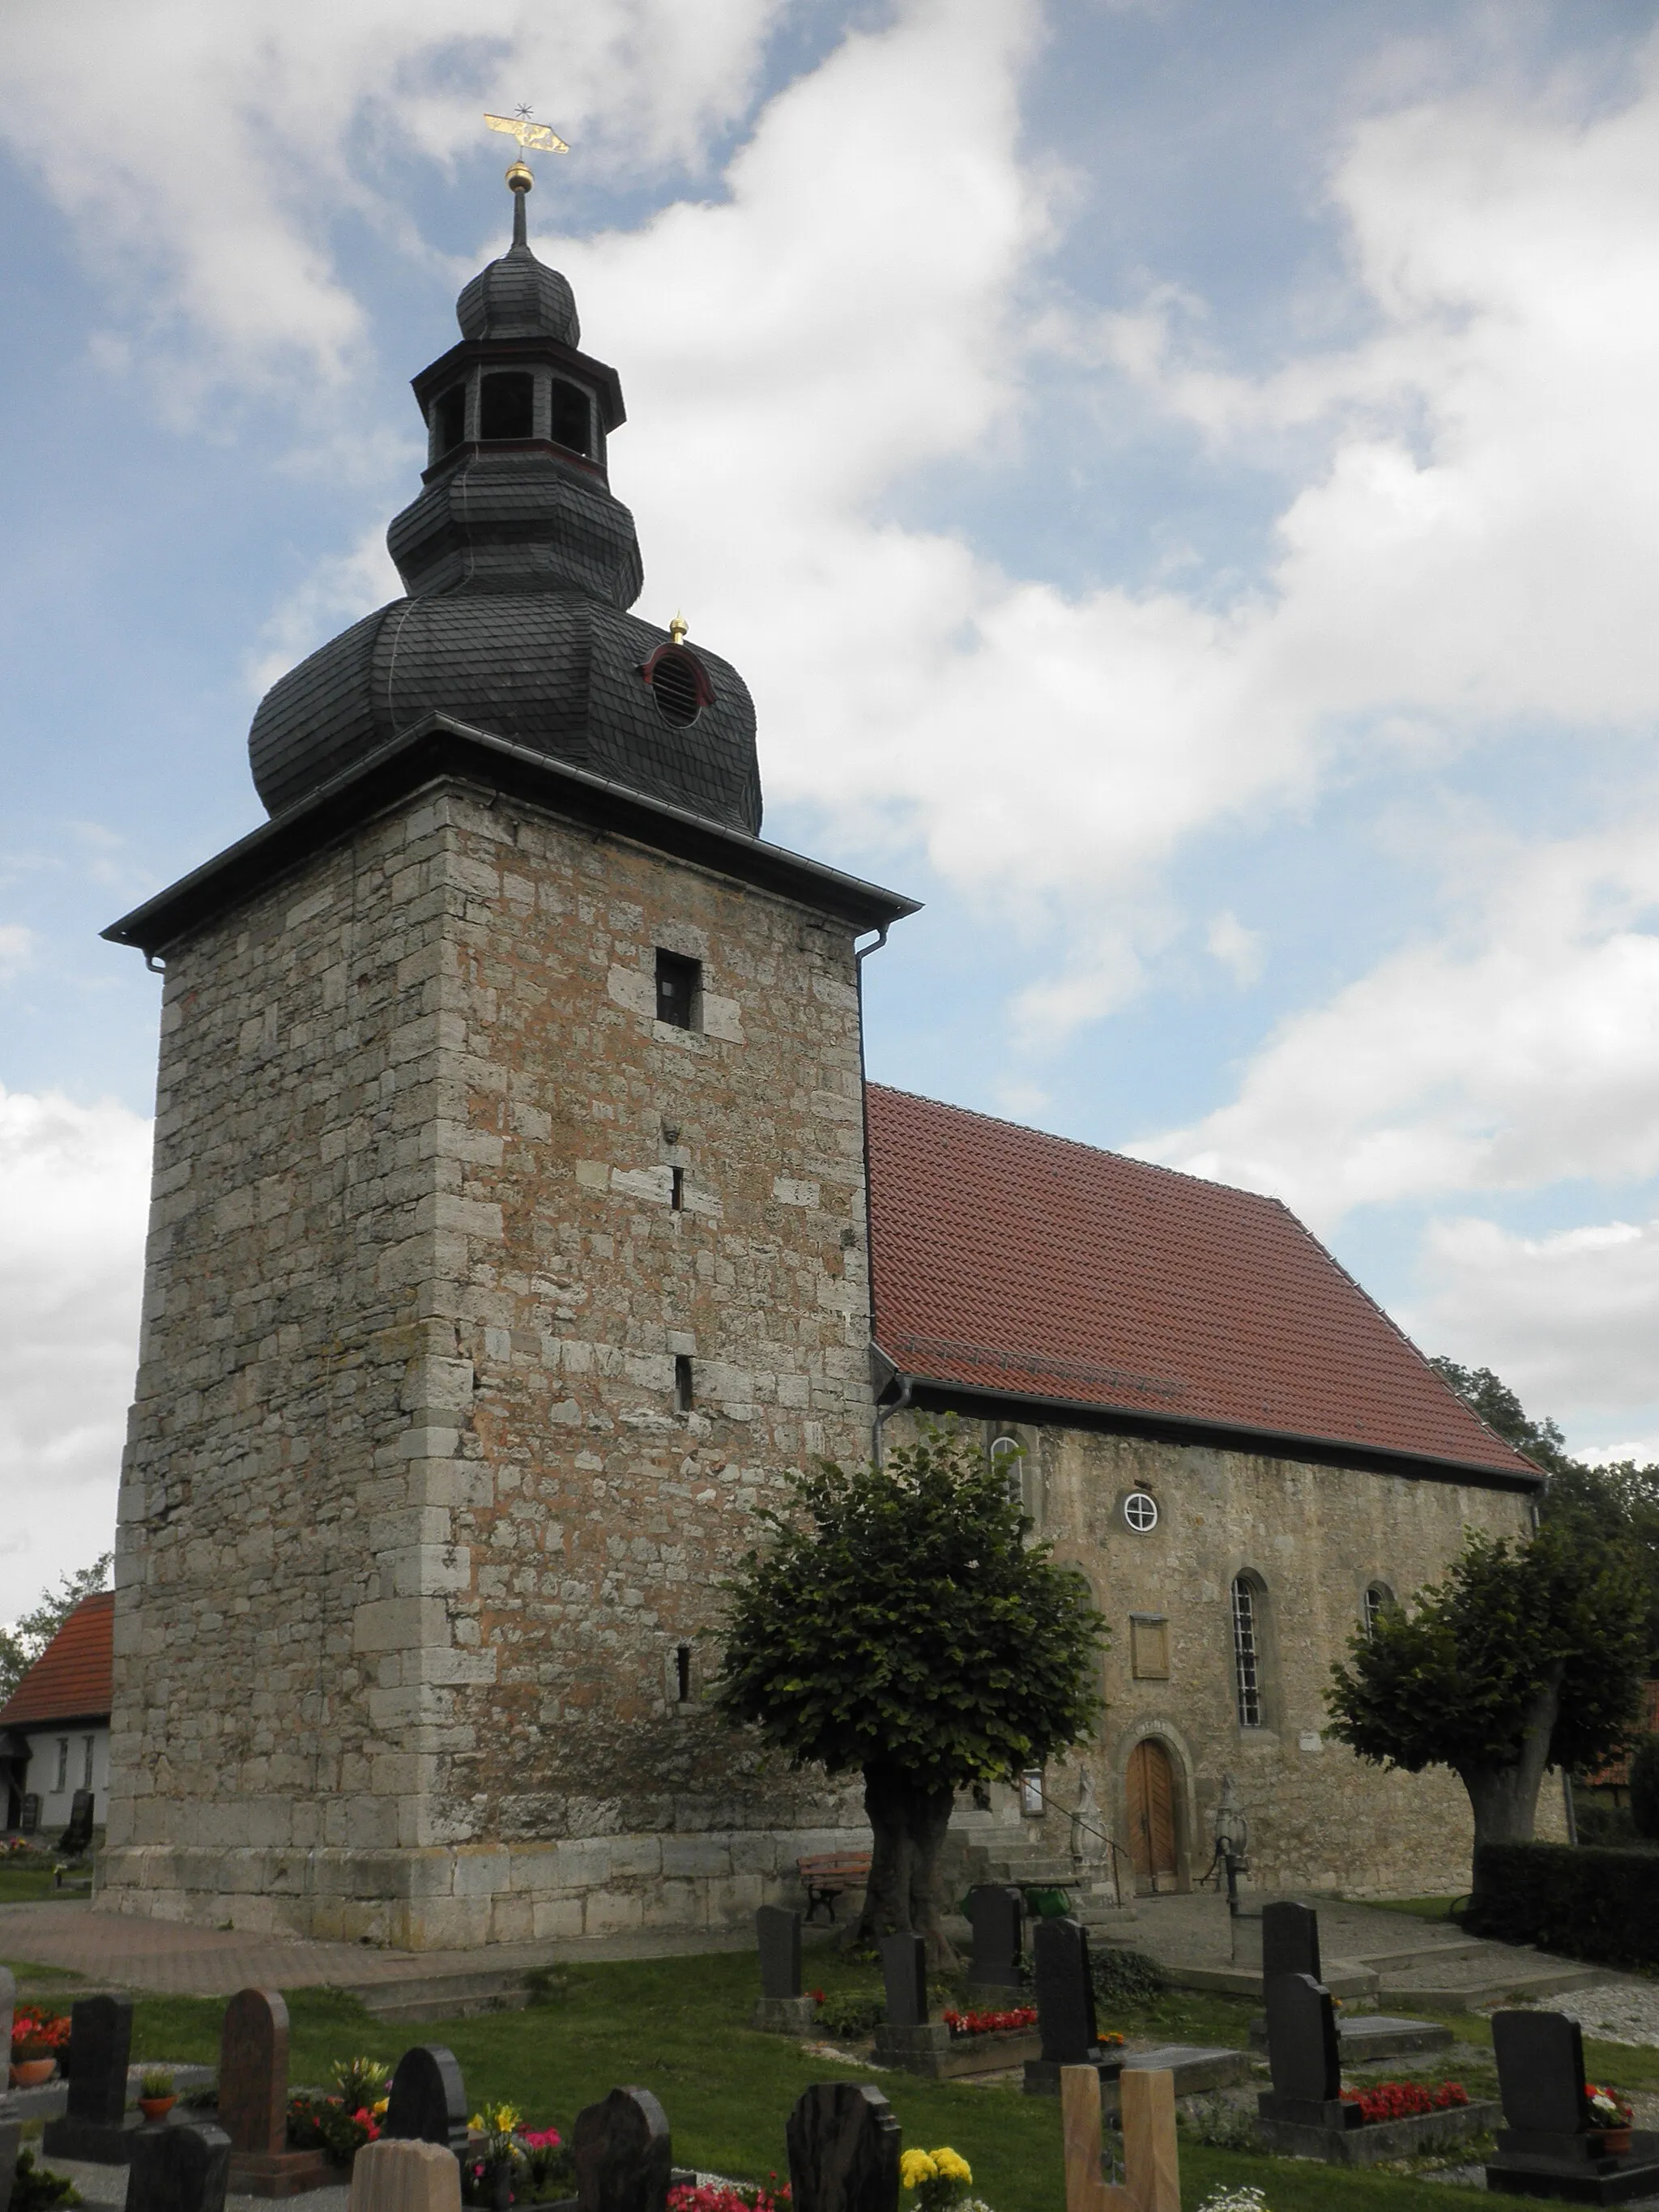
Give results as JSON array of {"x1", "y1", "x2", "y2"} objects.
[
  {"x1": 100, "y1": 778, "x2": 884, "y2": 1946},
  {"x1": 887, "y1": 1413, "x2": 1561, "y2": 1898}
]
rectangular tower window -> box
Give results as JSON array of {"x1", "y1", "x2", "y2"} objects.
[
  {"x1": 82, "y1": 1736, "x2": 96, "y2": 1788},
  {"x1": 1231, "y1": 1577, "x2": 1263, "y2": 1728},
  {"x1": 54, "y1": 1739, "x2": 68, "y2": 1792},
  {"x1": 676, "y1": 1645, "x2": 692, "y2": 1703},
  {"x1": 548, "y1": 378, "x2": 592, "y2": 456},
  {"x1": 480, "y1": 370, "x2": 534, "y2": 441},
  {"x1": 674, "y1": 1354, "x2": 694, "y2": 1413},
  {"x1": 671, "y1": 1166, "x2": 684, "y2": 1212},
  {"x1": 432, "y1": 384, "x2": 467, "y2": 456},
  {"x1": 655, "y1": 950, "x2": 702, "y2": 1030}
]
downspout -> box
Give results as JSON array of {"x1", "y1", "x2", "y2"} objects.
[{"x1": 852, "y1": 923, "x2": 897, "y2": 1467}]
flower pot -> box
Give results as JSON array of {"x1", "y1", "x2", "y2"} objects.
[
  {"x1": 1597, "y1": 2128, "x2": 1633, "y2": 2157},
  {"x1": 11, "y1": 2058, "x2": 57, "y2": 2088},
  {"x1": 139, "y1": 2096, "x2": 176, "y2": 2123}
]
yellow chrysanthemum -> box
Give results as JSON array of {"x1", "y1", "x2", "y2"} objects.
[
  {"x1": 900, "y1": 2150, "x2": 938, "y2": 2189},
  {"x1": 933, "y1": 2150, "x2": 971, "y2": 2184}
]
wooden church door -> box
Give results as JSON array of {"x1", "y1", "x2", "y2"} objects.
[{"x1": 1127, "y1": 1737, "x2": 1178, "y2": 1891}]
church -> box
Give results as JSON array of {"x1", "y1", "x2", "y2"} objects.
[{"x1": 96, "y1": 156, "x2": 1547, "y2": 1948}]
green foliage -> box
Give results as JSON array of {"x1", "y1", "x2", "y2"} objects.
[
  {"x1": 328, "y1": 2056, "x2": 390, "y2": 2108},
  {"x1": 0, "y1": 1554, "x2": 113, "y2": 1703},
  {"x1": 1090, "y1": 1946, "x2": 1166, "y2": 2007},
  {"x1": 1631, "y1": 1739, "x2": 1659, "y2": 1840},
  {"x1": 139, "y1": 2069, "x2": 175, "y2": 2099},
  {"x1": 11, "y1": 2153, "x2": 81, "y2": 2212},
  {"x1": 1327, "y1": 1523, "x2": 1648, "y2": 1782},
  {"x1": 714, "y1": 1423, "x2": 1107, "y2": 1788},
  {"x1": 1430, "y1": 1359, "x2": 1576, "y2": 1474},
  {"x1": 1574, "y1": 1796, "x2": 1640, "y2": 1848},
  {"x1": 1465, "y1": 1842, "x2": 1659, "y2": 1963},
  {"x1": 814, "y1": 1991, "x2": 885, "y2": 2039},
  {"x1": 287, "y1": 2094, "x2": 379, "y2": 2164}
]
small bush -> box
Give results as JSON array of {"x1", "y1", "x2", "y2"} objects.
[
  {"x1": 814, "y1": 1992, "x2": 885, "y2": 2039},
  {"x1": 1090, "y1": 1946, "x2": 1165, "y2": 2007},
  {"x1": 12, "y1": 2152, "x2": 80, "y2": 2212},
  {"x1": 1180, "y1": 2095, "x2": 1257, "y2": 2150},
  {"x1": 1467, "y1": 1842, "x2": 1659, "y2": 1963},
  {"x1": 1630, "y1": 1739, "x2": 1659, "y2": 1841}
]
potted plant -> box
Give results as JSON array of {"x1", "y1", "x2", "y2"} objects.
[
  {"x1": 11, "y1": 2007, "x2": 70, "y2": 2088},
  {"x1": 138, "y1": 2070, "x2": 177, "y2": 2123},
  {"x1": 467, "y1": 2102, "x2": 525, "y2": 2211},
  {"x1": 1588, "y1": 2083, "x2": 1635, "y2": 2155}
]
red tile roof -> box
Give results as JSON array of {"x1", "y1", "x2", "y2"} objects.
[
  {"x1": 866, "y1": 1086, "x2": 1538, "y2": 1484},
  {"x1": 0, "y1": 1592, "x2": 114, "y2": 1728}
]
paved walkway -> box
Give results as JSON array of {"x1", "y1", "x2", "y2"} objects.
[{"x1": 0, "y1": 1899, "x2": 761, "y2": 1998}]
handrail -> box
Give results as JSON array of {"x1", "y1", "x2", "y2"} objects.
[{"x1": 1027, "y1": 1778, "x2": 1137, "y2": 1897}]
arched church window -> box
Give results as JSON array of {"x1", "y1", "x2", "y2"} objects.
[
  {"x1": 480, "y1": 371, "x2": 535, "y2": 441},
  {"x1": 432, "y1": 384, "x2": 467, "y2": 456},
  {"x1": 1363, "y1": 1582, "x2": 1395, "y2": 1639},
  {"x1": 989, "y1": 1433, "x2": 1021, "y2": 1504},
  {"x1": 1230, "y1": 1575, "x2": 1265, "y2": 1728},
  {"x1": 548, "y1": 378, "x2": 592, "y2": 456}
]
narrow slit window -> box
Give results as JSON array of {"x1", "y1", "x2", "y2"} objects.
[
  {"x1": 82, "y1": 1736, "x2": 95, "y2": 1789},
  {"x1": 655, "y1": 949, "x2": 702, "y2": 1031},
  {"x1": 1231, "y1": 1577, "x2": 1262, "y2": 1728},
  {"x1": 548, "y1": 378, "x2": 591, "y2": 455},
  {"x1": 675, "y1": 1645, "x2": 692, "y2": 1703},
  {"x1": 989, "y1": 1433, "x2": 1021, "y2": 1506},
  {"x1": 479, "y1": 370, "x2": 534, "y2": 441},
  {"x1": 671, "y1": 1166, "x2": 684, "y2": 1212},
  {"x1": 54, "y1": 1739, "x2": 68, "y2": 1792},
  {"x1": 433, "y1": 383, "x2": 467, "y2": 455},
  {"x1": 1363, "y1": 1582, "x2": 1394, "y2": 1640},
  {"x1": 674, "y1": 1354, "x2": 693, "y2": 1413}
]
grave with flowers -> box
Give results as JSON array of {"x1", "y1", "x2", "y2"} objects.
[{"x1": 1486, "y1": 2010, "x2": 1659, "y2": 2203}]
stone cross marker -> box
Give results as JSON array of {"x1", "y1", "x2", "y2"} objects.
[
  {"x1": 1261, "y1": 1901, "x2": 1320, "y2": 1987},
  {"x1": 786, "y1": 2082, "x2": 901, "y2": 2212},
  {"x1": 1257, "y1": 1973, "x2": 1350, "y2": 2129},
  {"x1": 384, "y1": 2046, "x2": 469, "y2": 2153},
  {"x1": 757, "y1": 1906, "x2": 803, "y2": 2000},
  {"x1": 43, "y1": 1993, "x2": 139, "y2": 2162},
  {"x1": 1034, "y1": 1918, "x2": 1098, "y2": 2065},
  {"x1": 1491, "y1": 2010, "x2": 1590, "y2": 2138},
  {"x1": 127, "y1": 2120, "x2": 232, "y2": 2212},
  {"x1": 1061, "y1": 2065, "x2": 1179, "y2": 2212},
  {"x1": 878, "y1": 1933, "x2": 928, "y2": 2030},
  {"x1": 349, "y1": 2140, "x2": 463, "y2": 2212},
  {"x1": 966, "y1": 1887, "x2": 1025, "y2": 1993},
  {"x1": 574, "y1": 2086, "x2": 672, "y2": 2212}
]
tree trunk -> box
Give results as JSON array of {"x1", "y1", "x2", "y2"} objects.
[
  {"x1": 1460, "y1": 1665, "x2": 1563, "y2": 1916},
  {"x1": 851, "y1": 1765, "x2": 961, "y2": 1969}
]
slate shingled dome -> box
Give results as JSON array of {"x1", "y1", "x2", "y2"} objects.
[{"x1": 247, "y1": 183, "x2": 761, "y2": 834}]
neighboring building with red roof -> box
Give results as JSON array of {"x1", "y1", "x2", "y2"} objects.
[
  {"x1": 0, "y1": 1592, "x2": 113, "y2": 1837},
  {"x1": 864, "y1": 1087, "x2": 1552, "y2": 1898}
]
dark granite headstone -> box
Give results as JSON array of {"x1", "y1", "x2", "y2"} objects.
[
  {"x1": 574, "y1": 2086, "x2": 672, "y2": 2212},
  {"x1": 966, "y1": 1887, "x2": 1024, "y2": 1992},
  {"x1": 127, "y1": 2120, "x2": 232, "y2": 2212},
  {"x1": 220, "y1": 1988, "x2": 288, "y2": 2155},
  {"x1": 785, "y1": 2082, "x2": 901, "y2": 2212},
  {"x1": 878, "y1": 1934, "x2": 928, "y2": 2031},
  {"x1": 42, "y1": 1994, "x2": 143, "y2": 2163},
  {"x1": 757, "y1": 1907, "x2": 803, "y2": 2001},
  {"x1": 1486, "y1": 2009, "x2": 1659, "y2": 2201},
  {"x1": 59, "y1": 1790, "x2": 94, "y2": 1856},
  {"x1": 0, "y1": 2117, "x2": 20, "y2": 2212},
  {"x1": 1034, "y1": 1916, "x2": 1097, "y2": 2065},
  {"x1": 1261, "y1": 1901, "x2": 1320, "y2": 1986},
  {"x1": 1256, "y1": 1974, "x2": 1355, "y2": 2131},
  {"x1": 19, "y1": 1793, "x2": 39, "y2": 1835},
  {"x1": 383, "y1": 2044, "x2": 468, "y2": 2153},
  {"x1": 1493, "y1": 2011, "x2": 1589, "y2": 2139}
]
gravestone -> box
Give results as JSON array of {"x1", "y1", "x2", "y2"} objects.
[
  {"x1": 752, "y1": 1907, "x2": 814, "y2": 2036},
  {"x1": 1061, "y1": 2063, "x2": 1179, "y2": 2212},
  {"x1": 127, "y1": 2120, "x2": 232, "y2": 2212},
  {"x1": 1256, "y1": 1973, "x2": 1353, "y2": 2131},
  {"x1": 19, "y1": 1794, "x2": 38, "y2": 1835},
  {"x1": 43, "y1": 1994, "x2": 143, "y2": 2162},
  {"x1": 786, "y1": 2082, "x2": 901, "y2": 2212},
  {"x1": 58, "y1": 1790, "x2": 95, "y2": 1856},
  {"x1": 574, "y1": 2086, "x2": 672, "y2": 2212},
  {"x1": 1486, "y1": 2009, "x2": 1659, "y2": 2203},
  {"x1": 349, "y1": 2140, "x2": 463, "y2": 2212},
  {"x1": 0, "y1": 1964, "x2": 14, "y2": 2075},
  {"x1": 872, "y1": 1936, "x2": 949, "y2": 2073},
  {"x1": 383, "y1": 2045, "x2": 468, "y2": 2154},
  {"x1": 966, "y1": 1886, "x2": 1025, "y2": 1995},
  {"x1": 1024, "y1": 1917, "x2": 1124, "y2": 2096},
  {"x1": 0, "y1": 2116, "x2": 20, "y2": 2212},
  {"x1": 1261, "y1": 1901, "x2": 1320, "y2": 1986},
  {"x1": 219, "y1": 1987, "x2": 333, "y2": 2197}
]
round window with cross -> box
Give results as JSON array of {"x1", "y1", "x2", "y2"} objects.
[{"x1": 1123, "y1": 1490, "x2": 1159, "y2": 1533}]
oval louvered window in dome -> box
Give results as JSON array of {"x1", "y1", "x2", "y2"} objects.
[{"x1": 646, "y1": 644, "x2": 710, "y2": 728}]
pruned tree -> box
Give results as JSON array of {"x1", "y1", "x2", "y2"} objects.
[
  {"x1": 1326, "y1": 1524, "x2": 1646, "y2": 1902},
  {"x1": 714, "y1": 1423, "x2": 1107, "y2": 1964},
  {"x1": 0, "y1": 1553, "x2": 113, "y2": 1703}
]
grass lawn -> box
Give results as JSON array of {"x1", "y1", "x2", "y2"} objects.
[
  {"x1": 1358, "y1": 1899, "x2": 1464, "y2": 1923},
  {"x1": 93, "y1": 1950, "x2": 1614, "y2": 2212},
  {"x1": 0, "y1": 1864, "x2": 66, "y2": 1904}
]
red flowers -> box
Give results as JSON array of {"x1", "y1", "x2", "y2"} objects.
[
  {"x1": 667, "y1": 2185, "x2": 791, "y2": 2212},
  {"x1": 1341, "y1": 2082, "x2": 1469, "y2": 2124},
  {"x1": 940, "y1": 2006, "x2": 1038, "y2": 2039},
  {"x1": 11, "y1": 2010, "x2": 70, "y2": 2055}
]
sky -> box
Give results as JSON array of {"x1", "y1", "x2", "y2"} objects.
[{"x1": 3, "y1": 0, "x2": 1659, "y2": 1622}]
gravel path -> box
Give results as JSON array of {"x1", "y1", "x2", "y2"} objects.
[{"x1": 1511, "y1": 1983, "x2": 1659, "y2": 2048}]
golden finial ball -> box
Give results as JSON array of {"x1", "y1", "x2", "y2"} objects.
[
  {"x1": 669, "y1": 614, "x2": 689, "y2": 646},
  {"x1": 505, "y1": 159, "x2": 534, "y2": 194}
]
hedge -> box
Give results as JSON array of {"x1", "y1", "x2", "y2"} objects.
[{"x1": 1468, "y1": 1841, "x2": 1659, "y2": 1965}]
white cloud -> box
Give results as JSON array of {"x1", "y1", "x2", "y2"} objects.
[
  {"x1": 0, "y1": 1085, "x2": 151, "y2": 1623},
  {"x1": 0, "y1": 927, "x2": 36, "y2": 980},
  {"x1": 245, "y1": 525, "x2": 403, "y2": 697},
  {"x1": 1206, "y1": 910, "x2": 1264, "y2": 987}
]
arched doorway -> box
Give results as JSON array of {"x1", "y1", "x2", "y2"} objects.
[{"x1": 1126, "y1": 1737, "x2": 1179, "y2": 1892}]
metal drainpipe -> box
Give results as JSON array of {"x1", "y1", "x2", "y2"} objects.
[
  {"x1": 852, "y1": 923, "x2": 893, "y2": 1466},
  {"x1": 872, "y1": 1374, "x2": 913, "y2": 1471}
]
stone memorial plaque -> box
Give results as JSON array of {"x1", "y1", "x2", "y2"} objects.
[
  {"x1": 757, "y1": 1907, "x2": 803, "y2": 2001},
  {"x1": 349, "y1": 2139, "x2": 464, "y2": 2212},
  {"x1": 1265, "y1": 1973, "x2": 1341, "y2": 2108},
  {"x1": 1261, "y1": 1902, "x2": 1320, "y2": 1988},
  {"x1": 574, "y1": 2086, "x2": 672, "y2": 2212},
  {"x1": 220, "y1": 1988, "x2": 288, "y2": 2156},
  {"x1": 785, "y1": 2082, "x2": 901, "y2": 2212},
  {"x1": 384, "y1": 2045, "x2": 468, "y2": 2153},
  {"x1": 878, "y1": 1933, "x2": 928, "y2": 2031},
  {"x1": 966, "y1": 1887, "x2": 1024, "y2": 1993},
  {"x1": 1034, "y1": 1917, "x2": 1098, "y2": 2065},
  {"x1": 66, "y1": 1994, "x2": 134, "y2": 2125},
  {"x1": 1492, "y1": 2011, "x2": 1589, "y2": 2138},
  {"x1": 126, "y1": 2120, "x2": 232, "y2": 2212}
]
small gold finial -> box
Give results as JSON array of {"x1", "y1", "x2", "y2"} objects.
[
  {"x1": 505, "y1": 158, "x2": 533, "y2": 194},
  {"x1": 668, "y1": 613, "x2": 689, "y2": 646}
]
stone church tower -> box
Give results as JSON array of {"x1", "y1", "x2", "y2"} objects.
[{"x1": 100, "y1": 167, "x2": 914, "y2": 1946}]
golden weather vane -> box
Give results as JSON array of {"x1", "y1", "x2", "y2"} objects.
[{"x1": 484, "y1": 104, "x2": 571, "y2": 158}]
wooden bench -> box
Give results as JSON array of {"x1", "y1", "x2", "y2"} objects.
[{"x1": 797, "y1": 1851, "x2": 872, "y2": 1924}]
